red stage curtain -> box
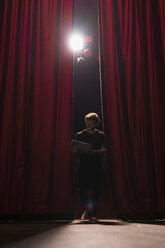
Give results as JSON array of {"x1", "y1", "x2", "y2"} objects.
[
  {"x1": 100, "y1": 0, "x2": 165, "y2": 217},
  {"x1": 0, "y1": 0, "x2": 73, "y2": 214}
]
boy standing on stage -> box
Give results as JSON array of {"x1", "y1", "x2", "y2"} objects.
[{"x1": 74, "y1": 113, "x2": 107, "y2": 221}]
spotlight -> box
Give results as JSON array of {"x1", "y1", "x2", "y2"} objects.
[{"x1": 69, "y1": 34, "x2": 83, "y2": 51}]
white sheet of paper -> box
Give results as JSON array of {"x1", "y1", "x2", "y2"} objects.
[{"x1": 70, "y1": 140, "x2": 91, "y2": 153}]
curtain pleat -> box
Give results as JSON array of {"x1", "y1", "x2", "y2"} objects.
[
  {"x1": 0, "y1": 0, "x2": 73, "y2": 214},
  {"x1": 100, "y1": 0, "x2": 165, "y2": 218}
]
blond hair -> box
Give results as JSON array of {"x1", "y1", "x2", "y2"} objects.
[{"x1": 85, "y1": 112, "x2": 100, "y2": 126}]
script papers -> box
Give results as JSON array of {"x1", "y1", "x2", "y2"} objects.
[{"x1": 71, "y1": 140, "x2": 91, "y2": 153}]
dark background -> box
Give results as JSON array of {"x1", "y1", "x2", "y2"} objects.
[{"x1": 73, "y1": 0, "x2": 102, "y2": 133}]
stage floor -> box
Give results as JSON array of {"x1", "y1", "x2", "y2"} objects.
[{"x1": 0, "y1": 219, "x2": 164, "y2": 248}]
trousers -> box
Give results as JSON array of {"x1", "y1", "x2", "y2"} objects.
[{"x1": 77, "y1": 162, "x2": 102, "y2": 217}]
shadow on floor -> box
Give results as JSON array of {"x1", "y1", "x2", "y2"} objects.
[
  {"x1": 70, "y1": 219, "x2": 129, "y2": 225},
  {"x1": 0, "y1": 220, "x2": 71, "y2": 247}
]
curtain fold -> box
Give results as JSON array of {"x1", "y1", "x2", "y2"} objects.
[
  {"x1": 100, "y1": 0, "x2": 165, "y2": 217},
  {"x1": 0, "y1": 0, "x2": 73, "y2": 214}
]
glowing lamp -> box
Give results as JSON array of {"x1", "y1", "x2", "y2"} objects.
[{"x1": 69, "y1": 34, "x2": 83, "y2": 51}]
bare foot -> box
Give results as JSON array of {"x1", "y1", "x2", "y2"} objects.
[
  {"x1": 89, "y1": 216, "x2": 99, "y2": 222},
  {"x1": 81, "y1": 210, "x2": 88, "y2": 220}
]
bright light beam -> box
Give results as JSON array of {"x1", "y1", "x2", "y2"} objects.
[{"x1": 69, "y1": 34, "x2": 83, "y2": 51}]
